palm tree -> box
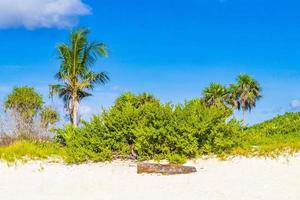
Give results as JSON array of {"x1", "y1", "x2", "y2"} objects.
[
  {"x1": 202, "y1": 83, "x2": 228, "y2": 106},
  {"x1": 235, "y1": 74, "x2": 262, "y2": 125},
  {"x1": 50, "y1": 28, "x2": 109, "y2": 127},
  {"x1": 226, "y1": 83, "x2": 240, "y2": 109}
]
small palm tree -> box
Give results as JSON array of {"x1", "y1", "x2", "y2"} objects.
[
  {"x1": 50, "y1": 28, "x2": 109, "y2": 127},
  {"x1": 226, "y1": 83, "x2": 240, "y2": 109},
  {"x1": 202, "y1": 83, "x2": 228, "y2": 106},
  {"x1": 235, "y1": 74, "x2": 262, "y2": 125}
]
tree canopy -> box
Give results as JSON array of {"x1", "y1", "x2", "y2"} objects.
[{"x1": 4, "y1": 86, "x2": 44, "y2": 122}]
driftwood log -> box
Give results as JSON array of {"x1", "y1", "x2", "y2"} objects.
[{"x1": 137, "y1": 163, "x2": 197, "y2": 175}]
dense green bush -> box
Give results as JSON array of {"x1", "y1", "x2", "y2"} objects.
[
  {"x1": 56, "y1": 92, "x2": 242, "y2": 163},
  {"x1": 55, "y1": 124, "x2": 119, "y2": 163}
]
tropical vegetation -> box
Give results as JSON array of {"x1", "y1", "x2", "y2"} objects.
[{"x1": 0, "y1": 28, "x2": 299, "y2": 165}]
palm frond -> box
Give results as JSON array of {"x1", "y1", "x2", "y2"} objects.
[
  {"x1": 77, "y1": 89, "x2": 92, "y2": 101},
  {"x1": 202, "y1": 83, "x2": 228, "y2": 106},
  {"x1": 79, "y1": 71, "x2": 109, "y2": 90},
  {"x1": 49, "y1": 84, "x2": 64, "y2": 97}
]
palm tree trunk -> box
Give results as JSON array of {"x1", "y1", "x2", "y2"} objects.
[
  {"x1": 242, "y1": 109, "x2": 246, "y2": 126},
  {"x1": 71, "y1": 96, "x2": 79, "y2": 128}
]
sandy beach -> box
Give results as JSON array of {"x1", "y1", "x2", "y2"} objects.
[{"x1": 1, "y1": 156, "x2": 300, "y2": 200}]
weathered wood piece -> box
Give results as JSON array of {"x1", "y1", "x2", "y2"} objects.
[{"x1": 137, "y1": 163, "x2": 197, "y2": 175}]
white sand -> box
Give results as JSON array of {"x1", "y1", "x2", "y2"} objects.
[{"x1": 1, "y1": 156, "x2": 300, "y2": 200}]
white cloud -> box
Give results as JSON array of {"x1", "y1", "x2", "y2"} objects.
[
  {"x1": 290, "y1": 100, "x2": 300, "y2": 110},
  {"x1": 111, "y1": 85, "x2": 121, "y2": 91},
  {"x1": 79, "y1": 104, "x2": 92, "y2": 118},
  {"x1": 0, "y1": 0, "x2": 91, "y2": 29}
]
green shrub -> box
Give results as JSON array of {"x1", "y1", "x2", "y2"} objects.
[
  {"x1": 132, "y1": 102, "x2": 198, "y2": 162},
  {"x1": 57, "y1": 121, "x2": 129, "y2": 163},
  {"x1": 56, "y1": 92, "x2": 242, "y2": 164},
  {"x1": 176, "y1": 99, "x2": 242, "y2": 154}
]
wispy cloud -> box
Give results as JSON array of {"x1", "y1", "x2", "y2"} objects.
[
  {"x1": 111, "y1": 85, "x2": 121, "y2": 91},
  {"x1": 290, "y1": 100, "x2": 300, "y2": 110},
  {"x1": 79, "y1": 104, "x2": 92, "y2": 119},
  {"x1": 261, "y1": 107, "x2": 285, "y2": 115},
  {"x1": 0, "y1": 0, "x2": 91, "y2": 29}
]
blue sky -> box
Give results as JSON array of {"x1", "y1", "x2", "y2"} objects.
[{"x1": 0, "y1": 0, "x2": 300, "y2": 124}]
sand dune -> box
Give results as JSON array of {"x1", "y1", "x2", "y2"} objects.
[{"x1": 1, "y1": 156, "x2": 300, "y2": 200}]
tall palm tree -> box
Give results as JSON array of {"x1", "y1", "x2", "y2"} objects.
[
  {"x1": 50, "y1": 28, "x2": 109, "y2": 127},
  {"x1": 235, "y1": 74, "x2": 262, "y2": 125},
  {"x1": 202, "y1": 83, "x2": 228, "y2": 106}
]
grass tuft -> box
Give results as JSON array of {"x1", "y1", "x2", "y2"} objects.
[{"x1": 0, "y1": 140, "x2": 66, "y2": 164}]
